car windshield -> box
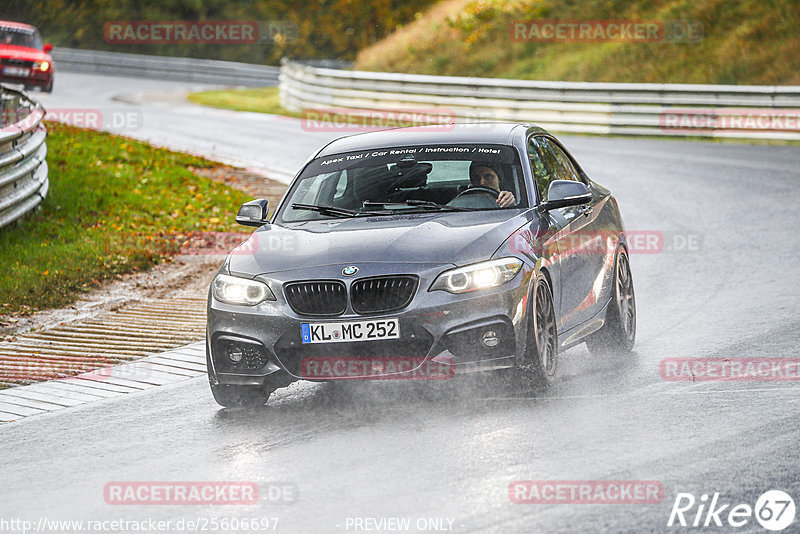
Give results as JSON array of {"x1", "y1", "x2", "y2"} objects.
[
  {"x1": 0, "y1": 27, "x2": 43, "y2": 49},
  {"x1": 276, "y1": 143, "x2": 527, "y2": 222}
]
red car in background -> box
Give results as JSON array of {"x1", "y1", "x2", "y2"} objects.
[{"x1": 0, "y1": 21, "x2": 54, "y2": 92}]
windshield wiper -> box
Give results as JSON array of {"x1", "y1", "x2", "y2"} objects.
[
  {"x1": 291, "y1": 203, "x2": 386, "y2": 218},
  {"x1": 362, "y1": 200, "x2": 476, "y2": 212}
]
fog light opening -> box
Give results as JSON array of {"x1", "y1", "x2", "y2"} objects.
[
  {"x1": 482, "y1": 330, "x2": 499, "y2": 347},
  {"x1": 228, "y1": 345, "x2": 244, "y2": 363}
]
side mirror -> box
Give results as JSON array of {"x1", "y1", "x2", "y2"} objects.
[
  {"x1": 236, "y1": 199, "x2": 270, "y2": 227},
  {"x1": 538, "y1": 180, "x2": 592, "y2": 211},
  {"x1": 43, "y1": 43, "x2": 53, "y2": 53}
]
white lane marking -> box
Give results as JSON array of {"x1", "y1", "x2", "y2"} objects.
[
  {"x1": 0, "y1": 394, "x2": 67, "y2": 412},
  {"x1": 53, "y1": 378, "x2": 139, "y2": 395},
  {"x1": 131, "y1": 361, "x2": 203, "y2": 378},
  {"x1": 147, "y1": 356, "x2": 207, "y2": 371},
  {"x1": 0, "y1": 401, "x2": 45, "y2": 417},
  {"x1": 145, "y1": 358, "x2": 207, "y2": 373},
  {"x1": 0, "y1": 389, "x2": 78, "y2": 408}
]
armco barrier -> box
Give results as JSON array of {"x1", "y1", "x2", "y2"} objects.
[
  {"x1": 279, "y1": 60, "x2": 800, "y2": 141},
  {"x1": 52, "y1": 47, "x2": 279, "y2": 87},
  {"x1": 0, "y1": 85, "x2": 48, "y2": 230}
]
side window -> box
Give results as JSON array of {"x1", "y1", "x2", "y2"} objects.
[
  {"x1": 295, "y1": 171, "x2": 341, "y2": 206},
  {"x1": 292, "y1": 175, "x2": 324, "y2": 205},
  {"x1": 331, "y1": 169, "x2": 366, "y2": 209},
  {"x1": 528, "y1": 136, "x2": 556, "y2": 202},
  {"x1": 542, "y1": 138, "x2": 581, "y2": 182},
  {"x1": 333, "y1": 171, "x2": 348, "y2": 199}
]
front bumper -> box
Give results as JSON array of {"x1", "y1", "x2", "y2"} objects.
[
  {"x1": 207, "y1": 262, "x2": 533, "y2": 386},
  {"x1": 0, "y1": 70, "x2": 52, "y2": 90}
]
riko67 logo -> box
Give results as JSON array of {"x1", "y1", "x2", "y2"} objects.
[{"x1": 668, "y1": 490, "x2": 795, "y2": 531}]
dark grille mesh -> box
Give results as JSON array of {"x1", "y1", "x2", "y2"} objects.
[
  {"x1": 284, "y1": 280, "x2": 347, "y2": 316},
  {"x1": 350, "y1": 276, "x2": 418, "y2": 314},
  {"x1": 212, "y1": 337, "x2": 269, "y2": 372}
]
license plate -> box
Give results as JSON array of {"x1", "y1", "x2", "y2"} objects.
[
  {"x1": 3, "y1": 66, "x2": 29, "y2": 77},
  {"x1": 301, "y1": 318, "x2": 400, "y2": 344}
]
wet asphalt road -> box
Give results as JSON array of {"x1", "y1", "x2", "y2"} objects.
[{"x1": 2, "y1": 72, "x2": 799, "y2": 533}]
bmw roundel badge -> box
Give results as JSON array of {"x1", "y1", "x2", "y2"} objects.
[{"x1": 342, "y1": 266, "x2": 359, "y2": 276}]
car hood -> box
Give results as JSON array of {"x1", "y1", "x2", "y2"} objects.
[
  {"x1": 0, "y1": 45, "x2": 50, "y2": 62},
  {"x1": 228, "y1": 210, "x2": 530, "y2": 276}
]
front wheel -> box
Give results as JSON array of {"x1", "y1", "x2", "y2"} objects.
[
  {"x1": 586, "y1": 249, "x2": 636, "y2": 354},
  {"x1": 210, "y1": 382, "x2": 273, "y2": 408},
  {"x1": 517, "y1": 272, "x2": 558, "y2": 388}
]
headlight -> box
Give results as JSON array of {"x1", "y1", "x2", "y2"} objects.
[
  {"x1": 430, "y1": 258, "x2": 523, "y2": 294},
  {"x1": 39, "y1": 61, "x2": 50, "y2": 72},
  {"x1": 212, "y1": 274, "x2": 275, "y2": 305}
]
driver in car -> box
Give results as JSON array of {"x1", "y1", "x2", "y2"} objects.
[{"x1": 469, "y1": 162, "x2": 516, "y2": 207}]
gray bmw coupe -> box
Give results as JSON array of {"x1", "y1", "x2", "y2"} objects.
[{"x1": 206, "y1": 123, "x2": 636, "y2": 407}]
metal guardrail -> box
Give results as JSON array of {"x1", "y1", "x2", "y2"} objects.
[
  {"x1": 279, "y1": 60, "x2": 800, "y2": 140},
  {"x1": 52, "y1": 47, "x2": 280, "y2": 87},
  {"x1": 0, "y1": 85, "x2": 48, "y2": 230}
]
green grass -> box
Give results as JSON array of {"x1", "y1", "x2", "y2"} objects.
[
  {"x1": 187, "y1": 87, "x2": 302, "y2": 117},
  {"x1": 354, "y1": 0, "x2": 800, "y2": 85},
  {"x1": 0, "y1": 122, "x2": 252, "y2": 316}
]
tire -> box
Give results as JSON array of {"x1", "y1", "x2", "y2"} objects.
[
  {"x1": 586, "y1": 249, "x2": 636, "y2": 354},
  {"x1": 517, "y1": 272, "x2": 559, "y2": 388},
  {"x1": 210, "y1": 382, "x2": 272, "y2": 408},
  {"x1": 43, "y1": 80, "x2": 53, "y2": 93}
]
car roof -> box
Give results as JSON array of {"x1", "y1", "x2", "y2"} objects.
[
  {"x1": 0, "y1": 21, "x2": 37, "y2": 33},
  {"x1": 314, "y1": 122, "x2": 549, "y2": 157}
]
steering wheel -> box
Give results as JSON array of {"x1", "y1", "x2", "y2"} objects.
[
  {"x1": 447, "y1": 186, "x2": 501, "y2": 209},
  {"x1": 454, "y1": 186, "x2": 499, "y2": 200}
]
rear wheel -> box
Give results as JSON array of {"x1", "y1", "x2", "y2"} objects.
[
  {"x1": 587, "y1": 249, "x2": 636, "y2": 354},
  {"x1": 210, "y1": 382, "x2": 273, "y2": 408},
  {"x1": 517, "y1": 272, "x2": 558, "y2": 388}
]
